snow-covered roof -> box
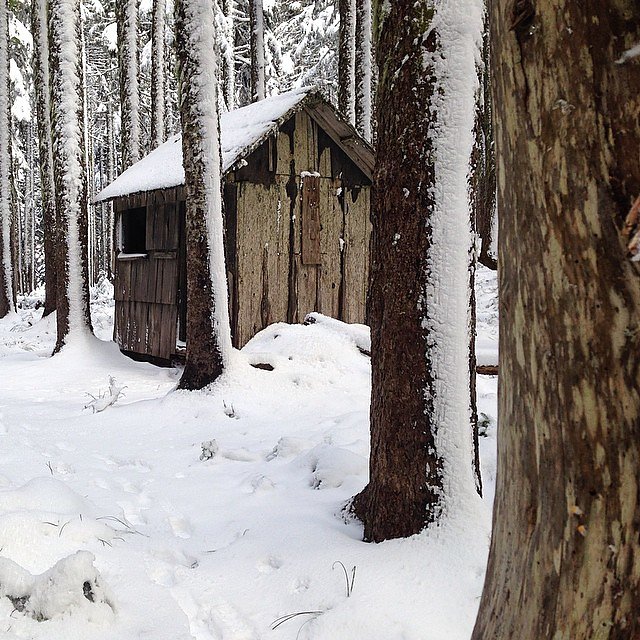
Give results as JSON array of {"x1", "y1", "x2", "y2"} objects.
[{"x1": 94, "y1": 87, "x2": 373, "y2": 203}]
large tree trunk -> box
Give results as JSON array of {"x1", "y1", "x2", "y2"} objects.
[
  {"x1": 116, "y1": 0, "x2": 141, "y2": 171},
  {"x1": 354, "y1": 0, "x2": 372, "y2": 141},
  {"x1": 352, "y1": 0, "x2": 482, "y2": 542},
  {"x1": 151, "y1": 0, "x2": 166, "y2": 149},
  {"x1": 338, "y1": 0, "x2": 356, "y2": 124},
  {"x1": 175, "y1": 0, "x2": 232, "y2": 391},
  {"x1": 472, "y1": 2, "x2": 640, "y2": 638},
  {"x1": 0, "y1": 0, "x2": 13, "y2": 318},
  {"x1": 249, "y1": 0, "x2": 265, "y2": 102},
  {"x1": 49, "y1": 0, "x2": 93, "y2": 351}
]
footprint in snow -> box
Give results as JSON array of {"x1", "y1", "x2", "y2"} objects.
[
  {"x1": 256, "y1": 555, "x2": 283, "y2": 574},
  {"x1": 172, "y1": 588, "x2": 259, "y2": 640},
  {"x1": 168, "y1": 515, "x2": 193, "y2": 539}
]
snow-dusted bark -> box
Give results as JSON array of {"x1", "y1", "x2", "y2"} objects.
[
  {"x1": 338, "y1": 0, "x2": 355, "y2": 124},
  {"x1": 354, "y1": 0, "x2": 371, "y2": 140},
  {"x1": 49, "y1": 0, "x2": 92, "y2": 350},
  {"x1": 175, "y1": 0, "x2": 232, "y2": 390},
  {"x1": 249, "y1": 0, "x2": 265, "y2": 101},
  {"x1": 116, "y1": 0, "x2": 141, "y2": 170},
  {"x1": 352, "y1": 0, "x2": 483, "y2": 542},
  {"x1": 151, "y1": 0, "x2": 166, "y2": 148},
  {"x1": 221, "y1": 0, "x2": 235, "y2": 110},
  {"x1": 0, "y1": 0, "x2": 13, "y2": 317}
]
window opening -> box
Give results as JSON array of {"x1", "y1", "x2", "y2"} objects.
[{"x1": 121, "y1": 206, "x2": 147, "y2": 254}]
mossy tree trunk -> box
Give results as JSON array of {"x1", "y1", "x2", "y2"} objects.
[{"x1": 472, "y1": 2, "x2": 640, "y2": 638}]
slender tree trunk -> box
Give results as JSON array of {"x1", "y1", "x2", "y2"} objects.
[
  {"x1": 338, "y1": 0, "x2": 356, "y2": 124},
  {"x1": 470, "y1": 13, "x2": 496, "y2": 271},
  {"x1": 151, "y1": 0, "x2": 166, "y2": 148},
  {"x1": 472, "y1": 2, "x2": 640, "y2": 638},
  {"x1": 49, "y1": 0, "x2": 93, "y2": 351},
  {"x1": 352, "y1": 0, "x2": 482, "y2": 542},
  {"x1": 249, "y1": 0, "x2": 265, "y2": 102},
  {"x1": 116, "y1": 0, "x2": 141, "y2": 171},
  {"x1": 221, "y1": 0, "x2": 235, "y2": 111},
  {"x1": 106, "y1": 96, "x2": 115, "y2": 280},
  {"x1": 0, "y1": 0, "x2": 13, "y2": 318},
  {"x1": 354, "y1": 0, "x2": 372, "y2": 140},
  {"x1": 175, "y1": 0, "x2": 232, "y2": 390}
]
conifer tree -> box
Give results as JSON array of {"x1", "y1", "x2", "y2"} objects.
[
  {"x1": 175, "y1": 0, "x2": 232, "y2": 390},
  {"x1": 472, "y1": 2, "x2": 640, "y2": 636},
  {"x1": 352, "y1": 0, "x2": 483, "y2": 541},
  {"x1": 116, "y1": 0, "x2": 141, "y2": 170},
  {"x1": 32, "y1": 0, "x2": 57, "y2": 315},
  {"x1": 49, "y1": 0, "x2": 93, "y2": 350},
  {"x1": 0, "y1": 0, "x2": 14, "y2": 318}
]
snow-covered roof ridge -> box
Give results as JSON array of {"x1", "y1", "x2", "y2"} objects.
[{"x1": 94, "y1": 87, "x2": 373, "y2": 203}]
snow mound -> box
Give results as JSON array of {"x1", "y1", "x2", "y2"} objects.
[
  {"x1": 0, "y1": 477, "x2": 94, "y2": 516},
  {"x1": 0, "y1": 551, "x2": 113, "y2": 622},
  {"x1": 0, "y1": 478, "x2": 117, "y2": 568},
  {"x1": 304, "y1": 444, "x2": 367, "y2": 489}
]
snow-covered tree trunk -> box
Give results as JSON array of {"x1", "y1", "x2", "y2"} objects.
[
  {"x1": 472, "y1": 2, "x2": 640, "y2": 637},
  {"x1": 352, "y1": 0, "x2": 483, "y2": 542},
  {"x1": 221, "y1": 0, "x2": 235, "y2": 110},
  {"x1": 175, "y1": 0, "x2": 232, "y2": 390},
  {"x1": 354, "y1": 0, "x2": 371, "y2": 140},
  {"x1": 151, "y1": 0, "x2": 166, "y2": 148},
  {"x1": 249, "y1": 0, "x2": 265, "y2": 102},
  {"x1": 116, "y1": 0, "x2": 141, "y2": 171},
  {"x1": 49, "y1": 0, "x2": 93, "y2": 351},
  {"x1": 338, "y1": 0, "x2": 356, "y2": 124},
  {"x1": 0, "y1": 0, "x2": 13, "y2": 317}
]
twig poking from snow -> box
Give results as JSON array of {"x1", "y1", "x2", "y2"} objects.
[
  {"x1": 84, "y1": 377, "x2": 126, "y2": 413},
  {"x1": 332, "y1": 561, "x2": 357, "y2": 597},
  {"x1": 616, "y1": 43, "x2": 640, "y2": 65},
  {"x1": 270, "y1": 610, "x2": 324, "y2": 631}
]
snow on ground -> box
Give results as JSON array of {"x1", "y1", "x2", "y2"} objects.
[{"x1": 0, "y1": 267, "x2": 498, "y2": 640}]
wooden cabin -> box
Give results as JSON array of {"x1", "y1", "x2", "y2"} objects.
[{"x1": 94, "y1": 88, "x2": 374, "y2": 362}]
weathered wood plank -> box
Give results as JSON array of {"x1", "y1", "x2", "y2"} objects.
[
  {"x1": 301, "y1": 174, "x2": 321, "y2": 265},
  {"x1": 114, "y1": 299, "x2": 176, "y2": 359},
  {"x1": 342, "y1": 185, "x2": 370, "y2": 324},
  {"x1": 317, "y1": 177, "x2": 342, "y2": 319}
]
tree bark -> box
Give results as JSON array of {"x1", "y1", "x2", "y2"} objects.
[
  {"x1": 249, "y1": 0, "x2": 265, "y2": 102},
  {"x1": 338, "y1": 0, "x2": 356, "y2": 124},
  {"x1": 49, "y1": 0, "x2": 93, "y2": 350},
  {"x1": 221, "y1": 0, "x2": 235, "y2": 111},
  {"x1": 116, "y1": 0, "x2": 141, "y2": 171},
  {"x1": 151, "y1": 0, "x2": 166, "y2": 148},
  {"x1": 352, "y1": 0, "x2": 481, "y2": 542},
  {"x1": 470, "y1": 13, "x2": 496, "y2": 271},
  {"x1": 472, "y1": 2, "x2": 640, "y2": 638},
  {"x1": 354, "y1": 0, "x2": 372, "y2": 141},
  {"x1": 175, "y1": 0, "x2": 232, "y2": 390},
  {"x1": 355, "y1": 0, "x2": 373, "y2": 140},
  {"x1": 0, "y1": 0, "x2": 13, "y2": 318}
]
